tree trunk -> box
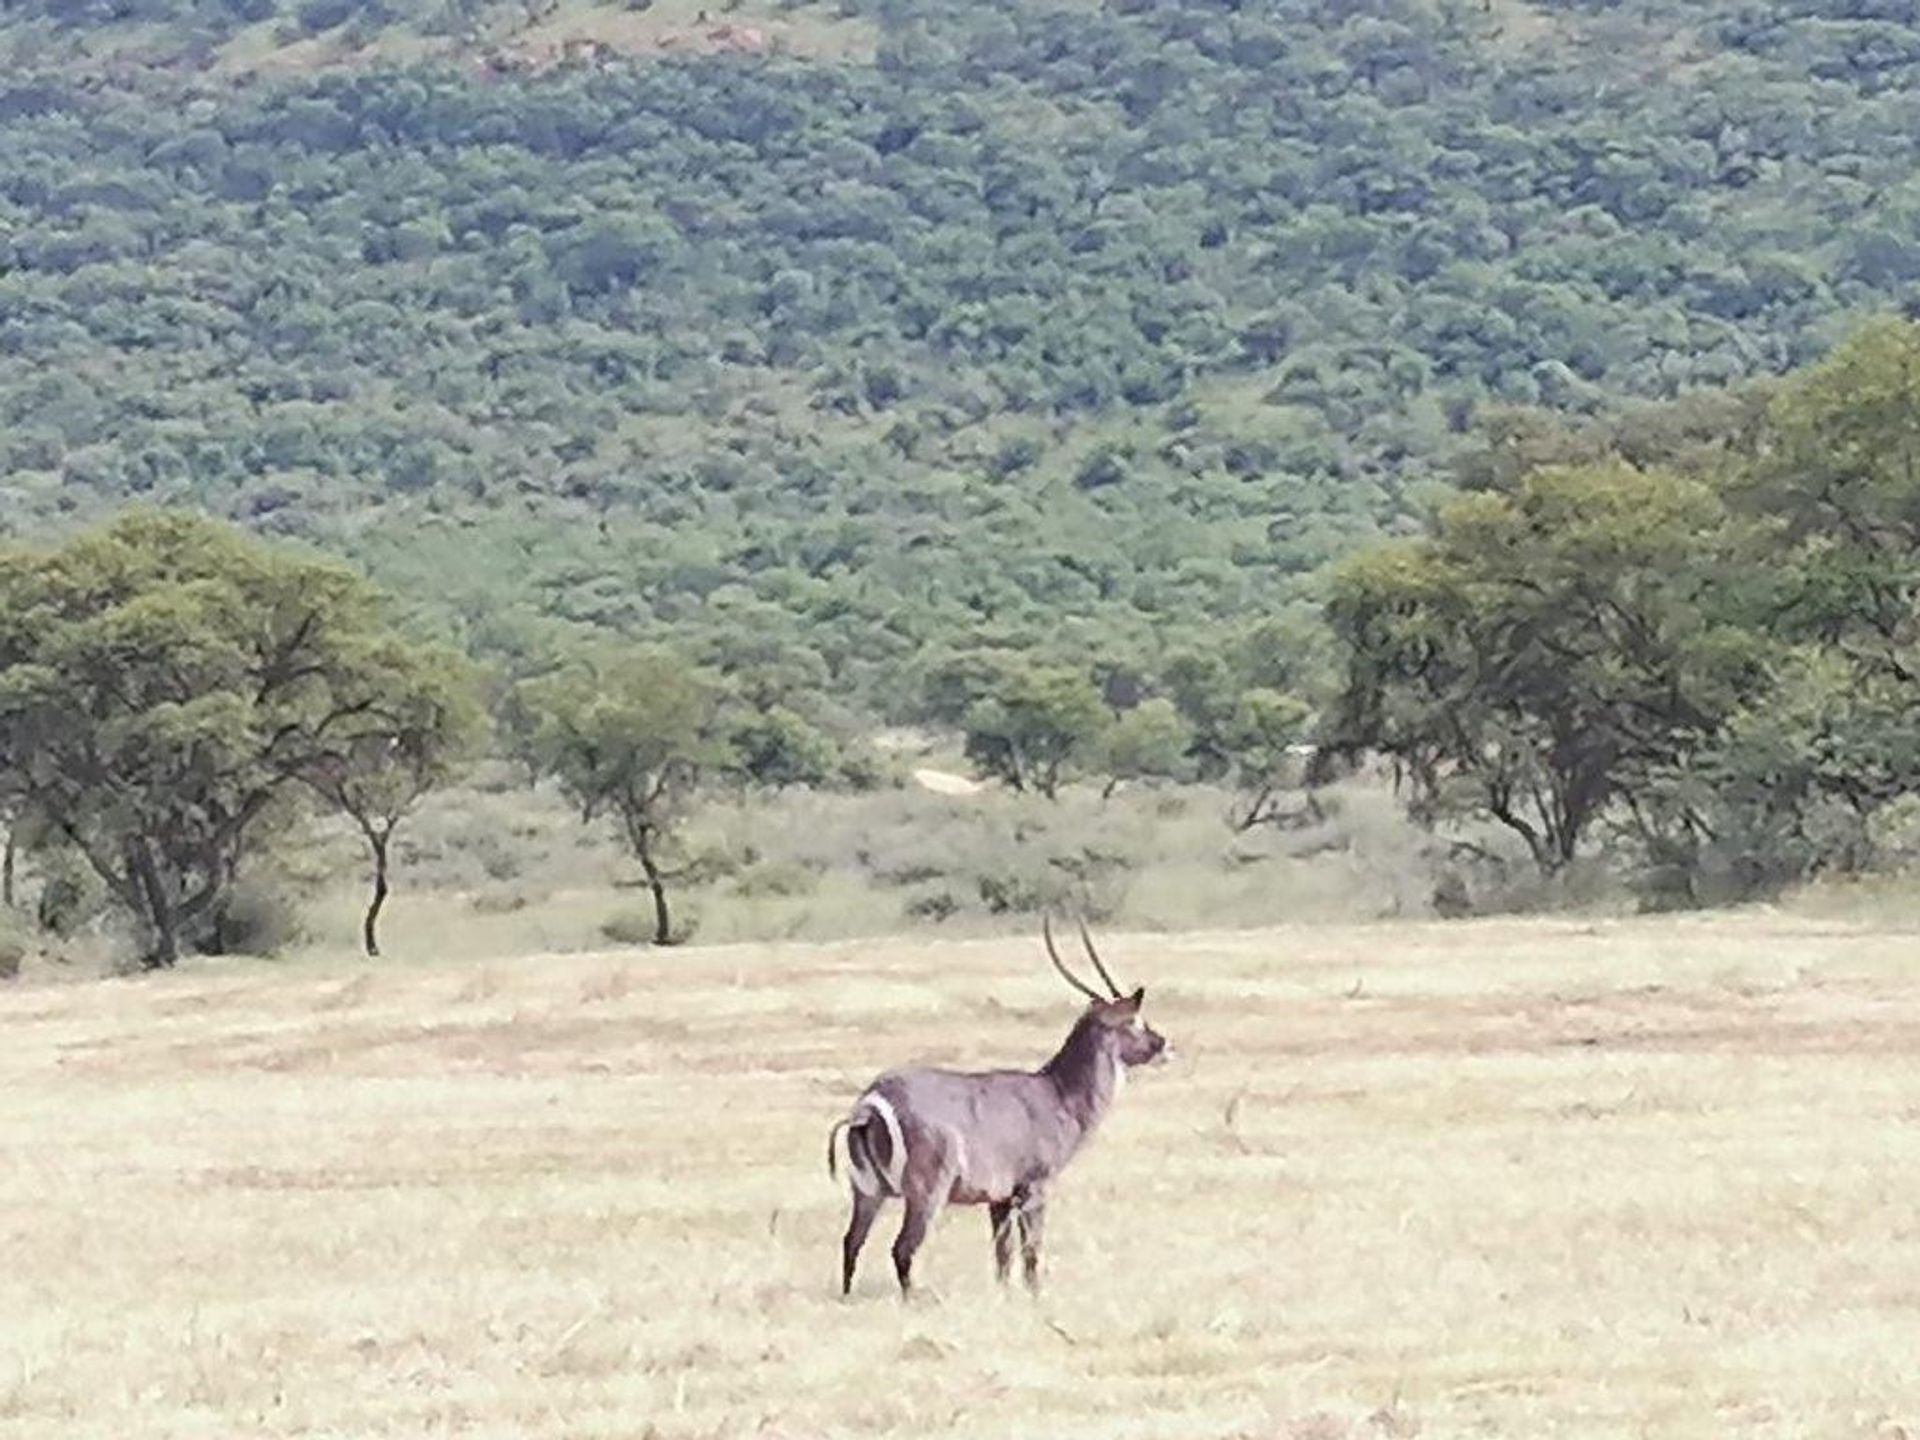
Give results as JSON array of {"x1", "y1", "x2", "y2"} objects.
[
  {"x1": 1233, "y1": 785, "x2": 1274, "y2": 832},
  {"x1": 1, "y1": 829, "x2": 14, "y2": 910},
  {"x1": 1005, "y1": 743, "x2": 1028, "y2": 794},
  {"x1": 1487, "y1": 794, "x2": 1559, "y2": 877},
  {"x1": 145, "y1": 909, "x2": 181, "y2": 969},
  {"x1": 363, "y1": 827, "x2": 391, "y2": 958},
  {"x1": 130, "y1": 845, "x2": 180, "y2": 970},
  {"x1": 1554, "y1": 822, "x2": 1580, "y2": 870},
  {"x1": 636, "y1": 828, "x2": 673, "y2": 946}
]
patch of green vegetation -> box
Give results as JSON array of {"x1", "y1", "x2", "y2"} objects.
[
  {"x1": 1330, "y1": 320, "x2": 1920, "y2": 908},
  {"x1": 7, "y1": 0, "x2": 1920, "y2": 722}
]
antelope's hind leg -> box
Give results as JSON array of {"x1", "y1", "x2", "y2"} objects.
[
  {"x1": 891, "y1": 1190, "x2": 945, "y2": 1298},
  {"x1": 988, "y1": 1201, "x2": 1016, "y2": 1284},
  {"x1": 1016, "y1": 1192, "x2": 1048, "y2": 1293},
  {"x1": 841, "y1": 1189, "x2": 883, "y2": 1297},
  {"x1": 891, "y1": 1127, "x2": 966, "y2": 1298}
]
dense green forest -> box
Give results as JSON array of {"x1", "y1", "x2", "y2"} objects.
[
  {"x1": 14, "y1": 0, "x2": 1920, "y2": 956},
  {"x1": 10, "y1": 0, "x2": 1920, "y2": 721}
]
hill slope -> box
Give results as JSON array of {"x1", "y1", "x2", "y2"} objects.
[{"x1": 6, "y1": 0, "x2": 1920, "y2": 706}]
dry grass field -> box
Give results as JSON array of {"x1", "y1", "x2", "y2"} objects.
[{"x1": 4, "y1": 911, "x2": 1919, "y2": 1439}]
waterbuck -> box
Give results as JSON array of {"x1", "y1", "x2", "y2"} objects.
[{"x1": 826, "y1": 918, "x2": 1169, "y2": 1296}]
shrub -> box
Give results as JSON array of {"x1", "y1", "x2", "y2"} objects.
[
  {"x1": 601, "y1": 904, "x2": 699, "y2": 946},
  {"x1": 0, "y1": 913, "x2": 28, "y2": 979},
  {"x1": 601, "y1": 905, "x2": 657, "y2": 946},
  {"x1": 976, "y1": 871, "x2": 1053, "y2": 915},
  {"x1": 871, "y1": 860, "x2": 945, "y2": 888},
  {"x1": 904, "y1": 890, "x2": 960, "y2": 923},
  {"x1": 731, "y1": 860, "x2": 818, "y2": 899},
  {"x1": 198, "y1": 877, "x2": 306, "y2": 958},
  {"x1": 470, "y1": 883, "x2": 536, "y2": 914},
  {"x1": 35, "y1": 851, "x2": 107, "y2": 937},
  {"x1": 474, "y1": 834, "x2": 526, "y2": 883}
]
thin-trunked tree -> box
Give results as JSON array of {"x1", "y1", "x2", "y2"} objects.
[
  {"x1": 522, "y1": 650, "x2": 728, "y2": 947},
  {"x1": 1220, "y1": 687, "x2": 1314, "y2": 831},
  {"x1": 961, "y1": 663, "x2": 1108, "y2": 799},
  {"x1": 303, "y1": 645, "x2": 484, "y2": 957}
]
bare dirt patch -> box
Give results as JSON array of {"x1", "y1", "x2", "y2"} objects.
[
  {"x1": 209, "y1": 0, "x2": 877, "y2": 79},
  {"x1": 911, "y1": 766, "x2": 985, "y2": 797}
]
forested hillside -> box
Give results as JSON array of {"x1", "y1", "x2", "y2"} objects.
[{"x1": 7, "y1": 0, "x2": 1920, "y2": 714}]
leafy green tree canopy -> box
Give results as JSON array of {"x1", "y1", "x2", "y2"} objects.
[
  {"x1": 1220, "y1": 688, "x2": 1314, "y2": 831},
  {"x1": 962, "y1": 663, "x2": 1109, "y2": 799},
  {"x1": 521, "y1": 649, "x2": 729, "y2": 946},
  {"x1": 725, "y1": 704, "x2": 841, "y2": 792},
  {"x1": 303, "y1": 645, "x2": 484, "y2": 956},
  {"x1": 0, "y1": 510, "x2": 478, "y2": 966},
  {"x1": 1096, "y1": 697, "x2": 1194, "y2": 798},
  {"x1": 1741, "y1": 316, "x2": 1920, "y2": 687},
  {"x1": 1326, "y1": 462, "x2": 1766, "y2": 874}
]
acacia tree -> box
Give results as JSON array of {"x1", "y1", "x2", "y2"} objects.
[
  {"x1": 0, "y1": 511, "x2": 479, "y2": 968},
  {"x1": 523, "y1": 649, "x2": 728, "y2": 946},
  {"x1": 1741, "y1": 317, "x2": 1920, "y2": 689},
  {"x1": 1219, "y1": 688, "x2": 1314, "y2": 831},
  {"x1": 1155, "y1": 647, "x2": 1241, "y2": 779},
  {"x1": 1654, "y1": 318, "x2": 1920, "y2": 886},
  {"x1": 303, "y1": 646, "x2": 483, "y2": 957},
  {"x1": 1094, "y1": 697, "x2": 1193, "y2": 799},
  {"x1": 962, "y1": 664, "x2": 1108, "y2": 798},
  {"x1": 726, "y1": 704, "x2": 840, "y2": 790},
  {"x1": 1325, "y1": 462, "x2": 1765, "y2": 875},
  {"x1": 492, "y1": 674, "x2": 547, "y2": 790}
]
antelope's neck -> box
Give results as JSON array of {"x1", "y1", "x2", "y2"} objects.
[{"x1": 1040, "y1": 1016, "x2": 1122, "y2": 1132}]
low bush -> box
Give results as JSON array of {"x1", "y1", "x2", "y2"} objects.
[
  {"x1": 470, "y1": 883, "x2": 538, "y2": 914},
  {"x1": 198, "y1": 878, "x2": 306, "y2": 958},
  {"x1": 600, "y1": 906, "x2": 657, "y2": 946},
  {"x1": 0, "y1": 912, "x2": 28, "y2": 979},
  {"x1": 601, "y1": 903, "x2": 701, "y2": 946}
]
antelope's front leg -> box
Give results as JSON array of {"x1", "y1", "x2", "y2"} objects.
[
  {"x1": 988, "y1": 1201, "x2": 1016, "y2": 1284},
  {"x1": 1015, "y1": 1191, "x2": 1048, "y2": 1293}
]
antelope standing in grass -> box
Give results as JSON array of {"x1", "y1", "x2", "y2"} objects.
[{"x1": 826, "y1": 918, "x2": 1170, "y2": 1297}]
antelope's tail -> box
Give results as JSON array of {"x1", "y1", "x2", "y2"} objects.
[
  {"x1": 833, "y1": 1092, "x2": 907, "y2": 1198},
  {"x1": 826, "y1": 1119, "x2": 852, "y2": 1182}
]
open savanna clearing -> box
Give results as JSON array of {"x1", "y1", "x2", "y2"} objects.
[{"x1": 4, "y1": 913, "x2": 1919, "y2": 1438}]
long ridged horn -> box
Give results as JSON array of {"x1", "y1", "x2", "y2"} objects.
[
  {"x1": 1043, "y1": 914, "x2": 1105, "y2": 1003},
  {"x1": 1076, "y1": 917, "x2": 1124, "y2": 998}
]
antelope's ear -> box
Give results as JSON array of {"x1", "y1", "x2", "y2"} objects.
[
  {"x1": 1106, "y1": 989, "x2": 1143, "y2": 1022},
  {"x1": 1129, "y1": 986, "x2": 1146, "y2": 1008}
]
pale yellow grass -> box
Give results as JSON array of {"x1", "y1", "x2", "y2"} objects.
[{"x1": 4, "y1": 912, "x2": 1920, "y2": 1438}]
